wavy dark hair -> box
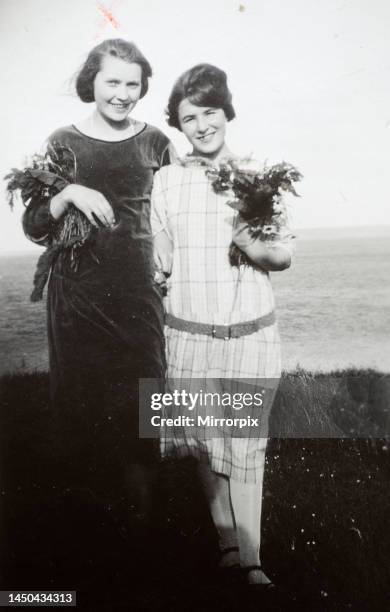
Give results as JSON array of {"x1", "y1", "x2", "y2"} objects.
[
  {"x1": 166, "y1": 64, "x2": 235, "y2": 130},
  {"x1": 75, "y1": 39, "x2": 152, "y2": 103}
]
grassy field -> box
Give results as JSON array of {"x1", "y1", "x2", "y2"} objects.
[{"x1": 0, "y1": 369, "x2": 389, "y2": 611}]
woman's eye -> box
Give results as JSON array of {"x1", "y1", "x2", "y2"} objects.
[{"x1": 206, "y1": 110, "x2": 216, "y2": 115}]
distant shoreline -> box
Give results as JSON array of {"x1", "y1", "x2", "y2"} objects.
[
  {"x1": 1, "y1": 225, "x2": 390, "y2": 256},
  {"x1": 296, "y1": 225, "x2": 390, "y2": 241},
  {"x1": 2, "y1": 232, "x2": 389, "y2": 375}
]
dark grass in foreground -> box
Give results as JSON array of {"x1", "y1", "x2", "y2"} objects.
[{"x1": 0, "y1": 370, "x2": 389, "y2": 611}]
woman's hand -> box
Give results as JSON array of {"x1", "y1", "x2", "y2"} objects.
[
  {"x1": 50, "y1": 184, "x2": 115, "y2": 228},
  {"x1": 154, "y1": 230, "x2": 173, "y2": 276},
  {"x1": 232, "y1": 216, "x2": 291, "y2": 271},
  {"x1": 232, "y1": 216, "x2": 257, "y2": 251}
]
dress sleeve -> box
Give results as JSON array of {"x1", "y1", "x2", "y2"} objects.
[
  {"x1": 22, "y1": 138, "x2": 57, "y2": 245},
  {"x1": 151, "y1": 167, "x2": 172, "y2": 239},
  {"x1": 158, "y1": 141, "x2": 178, "y2": 169},
  {"x1": 266, "y1": 200, "x2": 296, "y2": 257},
  {"x1": 22, "y1": 197, "x2": 55, "y2": 245}
]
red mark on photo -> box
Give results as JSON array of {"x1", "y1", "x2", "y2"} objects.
[{"x1": 97, "y1": 2, "x2": 119, "y2": 29}]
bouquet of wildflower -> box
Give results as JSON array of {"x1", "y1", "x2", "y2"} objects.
[
  {"x1": 206, "y1": 159, "x2": 302, "y2": 267},
  {"x1": 5, "y1": 142, "x2": 94, "y2": 300}
]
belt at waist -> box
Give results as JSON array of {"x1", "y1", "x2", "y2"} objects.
[{"x1": 165, "y1": 311, "x2": 276, "y2": 340}]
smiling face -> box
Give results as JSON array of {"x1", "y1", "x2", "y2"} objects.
[
  {"x1": 93, "y1": 55, "x2": 143, "y2": 125},
  {"x1": 178, "y1": 99, "x2": 228, "y2": 160}
]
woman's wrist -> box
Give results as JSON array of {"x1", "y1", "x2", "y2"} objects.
[
  {"x1": 232, "y1": 219, "x2": 291, "y2": 271},
  {"x1": 49, "y1": 187, "x2": 70, "y2": 220},
  {"x1": 232, "y1": 222, "x2": 256, "y2": 251}
]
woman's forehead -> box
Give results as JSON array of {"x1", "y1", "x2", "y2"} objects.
[
  {"x1": 178, "y1": 98, "x2": 220, "y2": 115},
  {"x1": 98, "y1": 55, "x2": 142, "y2": 79}
]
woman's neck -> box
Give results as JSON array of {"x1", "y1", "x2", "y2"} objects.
[
  {"x1": 192, "y1": 143, "x2": 233, "y2": 164},
  {"x1": 76, "y1": 111, "x2": 142, "y2": 142}
]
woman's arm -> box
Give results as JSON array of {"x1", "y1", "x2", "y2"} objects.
[
  {"x1": 23, "y1": 184, "x2": 116, "y2": 243},
  {"x1": 154, "y1": 229, "x2": 173, "y2": 275},
  {"x1": 50, "y1": 184, "x2": 115, "y2": 227},
  {"x1": 151, "y1": 167, "x2": 173, "y2": 275},
  {"x1": 232, "y1": 217, "x2": 292, "y2": 271},
  {"x1": 22, "y1": 195, "x2": 55, "y2": 244}
]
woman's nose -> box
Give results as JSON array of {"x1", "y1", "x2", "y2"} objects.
[
  {"x1": 116, "y1": 85, "x2": 129, "y2": 101},
  {"x1": 196, "y1": 116, "x2": 208, "y2": 133}
]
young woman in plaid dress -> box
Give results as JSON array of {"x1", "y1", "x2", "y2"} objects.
[{"x1": 151, "y1": 64, "x2": 294, "y2": 586}]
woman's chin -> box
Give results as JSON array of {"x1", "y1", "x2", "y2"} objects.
[
  {"x1": 193, "y1": 147, "x2": 222, "y2": 160},
  {"x1": 192, "y1": 142, "x2": 230, "y2": 161}
]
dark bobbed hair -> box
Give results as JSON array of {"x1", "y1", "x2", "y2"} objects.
[
  {"x1": 75, "y1": 39, "x2": 152, "y2": 103},
  {"x1": 166, "y1": 63, "x2": 235, "y2": 130}
]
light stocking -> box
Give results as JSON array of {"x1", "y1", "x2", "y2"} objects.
[
  {"x1": 229, "y1": 461, "x2": 271, "y2": 584},
  {"x1": 197, "y1": 462, "x2": 238, "y2": 566}
]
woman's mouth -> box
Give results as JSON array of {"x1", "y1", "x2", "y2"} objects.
[
  {"x1": 110, "y1": 102, "x2": 130, "y2": 111},
  {"x1": 198, "y1": 131, "x2": 215, "y2": 143}
]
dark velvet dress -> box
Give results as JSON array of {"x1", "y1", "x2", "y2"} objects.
[{"x1": 23, "y1": 124, "x2": 170, "y2": 487}]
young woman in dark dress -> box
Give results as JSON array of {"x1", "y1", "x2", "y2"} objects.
[{"x1": 23, "y1": 39, "x2": 173, "y2": 510}]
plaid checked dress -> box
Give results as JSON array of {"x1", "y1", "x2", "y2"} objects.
[{"x1": 151, "y1": 160, "x2": 294, "y2": 483}]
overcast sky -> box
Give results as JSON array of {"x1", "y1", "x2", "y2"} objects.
[{"x1": 1, "y1": 0, "x2": 389, "y2": 252}]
